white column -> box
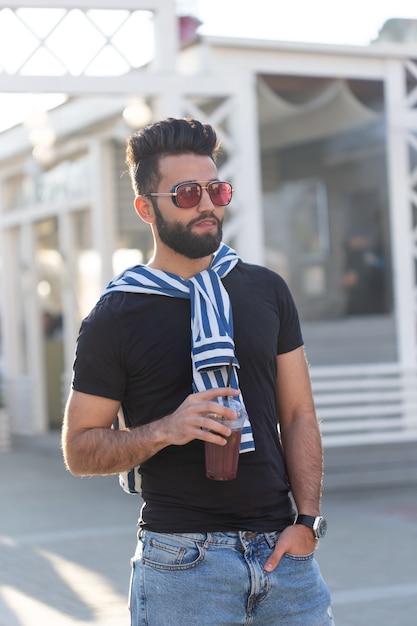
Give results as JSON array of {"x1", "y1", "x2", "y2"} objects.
[
  {"x1": 0, "y1": 226, "x2": 20, "y2": 443},
  {"x1": 58, "y1": 210, "x2": 79, "y2": 402},
  {"x1": 20, "y1": 222, "x2": 48, "y2": 433},
  {"x1": 0, "y1": 228, "x2": 21, "y2": 381},
  {"x1": 0, "y1": 226, "x2": 36, "y2": 433},
  {"x1": 385, "y1": 59, "x2": 417, "y2": 367},
  {"x1": 229, "y1": 71, "x2": 265, "y2": 264},
  {"x1": 89, "y1": 139, "x2": 117, "y2": 288},
  {"x1": 152, "y1": 0, "x2": 178, "y2": 73}
]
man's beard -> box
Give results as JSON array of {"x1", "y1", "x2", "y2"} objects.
[{"x1": 153, "y1": 203, "x2": 223, "y2": 259}]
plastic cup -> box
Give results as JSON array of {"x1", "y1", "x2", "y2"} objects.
[{"x1": 204, "y1": 398, "x2": 247, "y2": 481}]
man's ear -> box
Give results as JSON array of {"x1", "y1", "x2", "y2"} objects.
[{"x1": 134, "y1": 196, "x2": 154, "y2": 224}]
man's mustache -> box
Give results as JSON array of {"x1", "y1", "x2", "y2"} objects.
[{"x1": 187, "y1": 213, "x2": 222, "y2": 228}]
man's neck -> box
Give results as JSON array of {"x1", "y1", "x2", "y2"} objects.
[{"x1": 147, "y1": 249, "x2": 214, "y2": 280}]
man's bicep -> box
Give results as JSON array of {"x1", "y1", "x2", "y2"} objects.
[
  {"x1": 62, "y1": 390, "x2": 123, "y2": 476},
  {"x1": 64, "y1": 389, "x2": 121, "y2": 433},
  {"x1": 276, "y1": 346, "x2": 315, "y2": 421}
]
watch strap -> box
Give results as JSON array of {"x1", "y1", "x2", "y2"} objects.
[{"x1": 295, "y1": 514, "x2": 315, "y2": 528}]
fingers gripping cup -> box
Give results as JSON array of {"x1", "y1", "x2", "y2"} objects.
[{"x1": 204, "y1": 398, "x2": 247, "y2": 481}]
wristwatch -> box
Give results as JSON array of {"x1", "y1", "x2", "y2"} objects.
[{"x1": 295, "y1": 514, "x2": 327, "y2": 539}]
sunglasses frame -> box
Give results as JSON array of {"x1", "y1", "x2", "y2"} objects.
[{"x1": 144, "y1": 181, "x2": 233, "y2": 209}]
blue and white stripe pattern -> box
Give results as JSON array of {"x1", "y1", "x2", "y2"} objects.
[{"x1": 104, "y1": 243, "x2": 254, "y2": 454}]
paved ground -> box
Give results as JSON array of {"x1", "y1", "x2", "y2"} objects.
[{"x1": 1, "y1": 433, "x2": 416, "y2": 626}]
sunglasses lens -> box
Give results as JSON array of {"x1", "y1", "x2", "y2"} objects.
[
  {"x1": 176, "y1": 183, "x2": 201, "y2": 208},
  {"x1": 209, "y1": 182, "x2": 232, "y2": 206}
]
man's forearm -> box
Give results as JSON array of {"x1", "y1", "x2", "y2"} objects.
[
  {"x1": 62, "y1": 420, "x2": 168, "y2": 477},
  {"x1": 280, "y1": 414, "x2": 323, "y2": 515}
]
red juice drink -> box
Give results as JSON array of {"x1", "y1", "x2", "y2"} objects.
[
  {"x1": 205, "y1": 426, "x2": 243, "y2": 480},
  {"x1": 204, "y1": 398, "x2": 247, "y2": 481}
]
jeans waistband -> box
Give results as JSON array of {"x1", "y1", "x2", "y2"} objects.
[{"x1": 140, "y1": 529, "x2": 280, "y2": 549}]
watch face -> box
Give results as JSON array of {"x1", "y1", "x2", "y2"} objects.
[{"x1": 316, "y1": 517, "x2": 327, "y2": 538}]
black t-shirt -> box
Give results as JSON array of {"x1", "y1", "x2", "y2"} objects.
[{"x1": 72, "y1": 261, "x2": 304, "y2": 532}]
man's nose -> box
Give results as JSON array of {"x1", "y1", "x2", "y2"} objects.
[{"x1": 197, "y1": 186, "x2": 215, "y2": 210}]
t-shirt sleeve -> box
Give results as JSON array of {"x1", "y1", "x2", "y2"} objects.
[
  {"x1": 274, "y1": 273, "x2": 304, "y2": 355},
  {"x1": 72, "y1": 299, "x2": 127, "y2": 400}
]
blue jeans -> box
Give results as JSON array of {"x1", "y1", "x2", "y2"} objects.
[{"x1": 129, "y1": 530, "x2": 334, "y2": 625}]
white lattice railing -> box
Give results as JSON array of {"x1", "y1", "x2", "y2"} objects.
[
  {"x1": 312, "y1": 363, "x2": 417, "y2": 447},
  {"x1": 0, "y1": 3, "x2": 155, "y2": 77}
]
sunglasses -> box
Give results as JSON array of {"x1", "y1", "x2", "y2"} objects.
[{"x1": 144, "y1": 181, "x2": 233, "y2": 209}]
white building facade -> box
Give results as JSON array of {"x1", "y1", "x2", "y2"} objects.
[{"x1": 0, "y1": 1, "x2": 416, "y2": 447}]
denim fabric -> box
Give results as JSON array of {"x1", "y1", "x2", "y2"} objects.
[{"x1": 129, "y1": 530, "x2": 334, "y2": 625}]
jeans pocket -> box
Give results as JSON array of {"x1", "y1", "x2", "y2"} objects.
[
  {"x1": 141, "y1": 533, "x2": 206, "y2": 571},
  {"x1": 283, "y1": 551, "x2": 315, "y2": 561}
]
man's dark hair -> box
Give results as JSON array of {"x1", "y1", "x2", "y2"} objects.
[{"x1": 126, "y1": 117, "x2": 220, "y2": 196}]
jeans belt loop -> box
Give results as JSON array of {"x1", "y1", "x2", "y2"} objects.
[{"x1": 243, "y1": 531, "x2": 258, "y2": 541}]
